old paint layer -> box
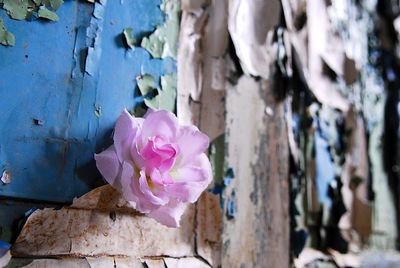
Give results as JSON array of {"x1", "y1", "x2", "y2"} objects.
[
  {"x1": 141, "y1": 0, "x2": 180, "y2": 59},
  {"x1": 0, "y1": 0, "x2": 175, "y2": 203},
  {"x1": 177, "y1": 0, "x2": 227, "y2": 140},
  {"x1": 222, "y1": 76, "x2": 289, "y2": 267},
  {"x1": 9, "y1": 256, "x2": 209, "y2": 268},
  {"x1": 0, "y1": 18, "x2": 14, "y2": 46},
  {"x1": 196, "y1": 191, "x2": 222, "y2": 267},
  {"x1": 12, "y1": 185, "x2": 195, "y2": 258},
  {"x1": 228, "y1": 0, "x2": 281, "y2": 79}
]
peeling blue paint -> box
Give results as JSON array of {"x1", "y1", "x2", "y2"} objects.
[
  {"x1": 315, "y1": 130, "x2": 335, "y2": 208},
  {"x1": 224, "y1": 167, "x2": 235, "y2": 187},
  {"x1": 226, "y1": 190, "x2": 237, "y2": 220},
  {"x1": 0, "y1": 0, "x2": 176, "y2": 203},
  {"x1": 85, "y1": 0, "x2": 106, "y2": 76}
]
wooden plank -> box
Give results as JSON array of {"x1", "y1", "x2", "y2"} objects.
[
  {"x1": 10, "y1": 257, "x2": 150, "y2": 268},
  {"x1": 196, "y1": 192, "x2": 222, "y2": 267},
  {"x1": 164, "y1": 257, "x2": 210, "y2": 268},
  {"x1": 222, "y1": 76, "x2": 289, "y2": 267},
  {"x1": 12, "y1": 186, "x2": 196, "y2": 258},
  {"x1": 7, "y1": 256, "x2": 210, "y2": 268},
  {"x1": 22, "y1": 259, "x2": 92, "y2": 268},
  {"x1": 177, "y1": 0, "x2": 227, "y2": 140}
]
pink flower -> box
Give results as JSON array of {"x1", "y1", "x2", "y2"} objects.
[{"x1": 95, "y1": 109, "x2": 212, "y2": 227}]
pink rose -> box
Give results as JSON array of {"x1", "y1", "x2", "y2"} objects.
[{"x1": 95, "y1": 109, "x2": 212, "y2": 227}]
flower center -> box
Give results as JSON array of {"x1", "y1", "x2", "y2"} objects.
[
  {"x1": 146, "y1": 174, "x2": 155, "y2": 190},
  {"x1": 140, "y1": 135, "x2": 177, "y2": 173}
]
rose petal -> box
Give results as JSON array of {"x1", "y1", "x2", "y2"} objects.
[
  {"x1": 140, "y1": 137, "x2": 177, "y2": 172},
  {"x1": 120, "y1": 161, "x2": 139, "y2": 203},
  {"x1": 140, "y1": 110, "x2": 179, "y2": 144},
  {"x1": 95, "y1": 145, "x2": 120, "y2": 186},
  {"x1": 139, "y1": 170, "x2": 169, "y2": 206},
  {"x1": 95, "y1": 109, "x2": 213, "y2": 228},
  {"x1": 143, "y1": 107, "x2": 156, "y2": 118},
  {"x1": 150, "y1": 169, "x2": 174, "y2": 185},
  {"x1": 176, "y1": 125, "x2": 209, "y2": 165},
  {"x1": 165, "y1": 181, "x2": 205, "y2": 203},
  {"x1": 120, "y1": 161, "x2": 157, "y2": 213},
  {"x1": 185, "y1": 153, "x2": 213, "y2": 183},
  {"x1": 114, "y1": 109, "x2": 142, "y2": 162},
  {"x1": 148, "y1": 199, "x2": 187, "y2": 228},
  {"x1": 166, "y1": 154, "x2": 212, "y2": 202},
  {"x1": 131, "y1": 142, "x2": 146, "y2": 169}
]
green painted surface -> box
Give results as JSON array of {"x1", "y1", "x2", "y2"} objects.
[
  {"x1": 0, "y1": 18, "x2": 14, "y2": 46},
  {"x1": 141, "y1": 0, "x2": 180, "y2": 59},
  {"x1": 123, "y1": 27, "x2": 136, "y2": 49}
]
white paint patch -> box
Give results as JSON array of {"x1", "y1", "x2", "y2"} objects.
[{"x1": 1, "y1": 170, "x2": 11, "y2": 184}]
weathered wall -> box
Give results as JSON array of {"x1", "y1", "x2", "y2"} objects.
[
  {"x1": 1, "y1": 0, "x2": 293, "y2": 267},
  {"x1": 283, "y1": 0, "x2": 400, "y2": 266},
  {"x1": 9, "y1": 186, "x2": 217, "y2": 267},
  {"x1": 222, "y1": 77, "x2": 289, "y2": 267},
  {"x1": 178, "y1": 0, "x2": 290, "y2": 266},
  {"x1": 0, "y1": 0, "x2": 179, "y2": 246},
  {"x1": 0, "y1": 0, "x2": 176, "y2": 203}
]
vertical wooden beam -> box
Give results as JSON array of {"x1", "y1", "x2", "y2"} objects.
[{"x1": 222, "y1": 77, "x2": 289, "y2": 267}]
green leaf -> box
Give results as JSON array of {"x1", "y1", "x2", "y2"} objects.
[
  {"x1": 0, "y1": 18, "x2": 15, "y2": 46},
  {"x1": 123, "y1": 27, "x2": 136, "y2": 49},
  {"x1": 49, "y1": 0, "x2": 63, "y2": 10},
  {"x1": 38, "y1": 6, "x2": 59, "y2": 21},
  {"x1": 32, "y1": 0, "x2": 42, "y2": 5},
  {"x1": 2, "y1": 0, "x2": 30, "y2": 20}
]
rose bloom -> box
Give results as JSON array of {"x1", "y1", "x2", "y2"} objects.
[{"x1": 95, "y1": 109, "x2": 212, "y2": 227}]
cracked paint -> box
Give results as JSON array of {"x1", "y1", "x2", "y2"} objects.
[
  {"x1": 0, "y1": 0, "x2": 173, "y2": 203},
  {"x1": 155, "y1": 72, "x2": 177, "y2": 111},
  {"x1": 84, "y1": 0, "x2": 106, "y2": 76},
  {"x1": 0, "y1": 18, "x2": 14, "y2": 46},
  {"x1": 141, "y1": 0, "x2": 180, "y2": 59},
  {"x1": 0, "y1": 170, "x2": 11, "y2": 184},
  {"x1": 137, "y1": 73, "x2": 177, "y2": 112},
  {"x1": 0, "y1": 0, "x2": 64, "y2": 20},
  {"x1": 1, "y1": 0, "x2": 31, "y2": 20},
  {"x1": 11, "y1": 185, "x2": 197, "y2": 258},
  {"x1": 0, "y1": 0, "x2": 65, "y2": 45},
  {"x1": 136, "y1": 74, "x2": 157, "y2": 97},
  {"x1": 37, "y1": 6, "x2": 59, "y2": 21},
  {"x1": 209, "y1": 134, "x2": 225, "y2": 187},
  {"x1": 122, "y1": 27, "x2": 136, "y2": 48}
]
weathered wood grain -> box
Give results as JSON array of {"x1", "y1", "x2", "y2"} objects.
[
  {"x1": 177, "y1": 0, "x2": 227, "y2": 141},
  {"x1": 222, "y1": 76, "x2": 289, "y2": 267},
  {"x1": 12, "y1": 186, "x2": 196, "y2": 258},
  {"x1": 196, "y1": 192, "x2": 222, "y2": 267},
  {"x1": 14, "y1": 257, "x2": 209, "y2": 268}
]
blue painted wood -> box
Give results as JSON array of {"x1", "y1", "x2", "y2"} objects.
[
  {"x1": 0, "y1": 0, "x2": 175, "y2": 203},
  {"x1": 315, "y1": 120, "x2": 335, "y2": 209}
]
